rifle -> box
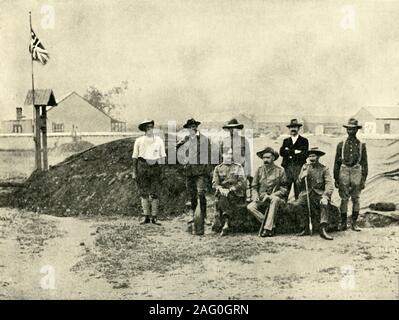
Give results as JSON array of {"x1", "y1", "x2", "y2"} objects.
[{"x1": 246, "y1": 175, "x2": 253, "y2": 202}]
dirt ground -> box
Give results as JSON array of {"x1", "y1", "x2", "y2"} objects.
[
  {"x1": 1, "y1": 135, "x2": 398, "y2": 299},
  {"x1": 0, "y1": 207, "x2": 398, "y2": 300}
]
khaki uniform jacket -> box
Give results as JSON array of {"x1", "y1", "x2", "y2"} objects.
[
  {"x1": 251, "y1": 163, "x2": 287, "y2": 200},
  {"x1": 212, "y1": 163, "x2": 247, "y2": 198},
  {"x1": 297, "y1": 162, "x2": 334, "y2": 200}
]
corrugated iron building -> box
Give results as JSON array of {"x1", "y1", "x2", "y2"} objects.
[
  {"x1": 1, "y1": 91, "x2": 127, "y2": 133},
  {"x1": 354, "y1": 106, "x2": 399, "y2": 134},
  {"x1": 48, "y1": 92, "x2": 126, "y2": 133}
]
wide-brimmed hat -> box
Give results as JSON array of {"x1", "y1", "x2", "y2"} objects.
[
  {"x1": 138, "y1": 119, "x2": 154, "y2": 131},
  {"x1": 287, "y1": 119, "x2": 303, "y2": 128},
  {"x1": 256, "y1": 147, "x2": 279, "y2": 160},
  {"x1": 343, "y1": 118, "x2": 362, "y2": 129},
  {"x1": 307, "y1": 147, "x2": 325, "y2": 157},
  {"x1": 223, "y1": 118, "x2": 244, "y2": 130},
  {"x1": 183, "y1": 118, "x2": 201, "y2": 129}
]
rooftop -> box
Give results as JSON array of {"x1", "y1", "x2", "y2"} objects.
[
  {"x1": 24, "y1": 89, "x2": 57, "y2": 107},
  {"x1": 360, "y1": 106, "x2": 399, "y2": 119},
  {"x1": 49, "y1": 91, "x2": 125, "y2": 123}
]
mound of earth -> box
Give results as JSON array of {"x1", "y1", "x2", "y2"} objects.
[
  {"x1": 52, "y1": 140, "x2": 95, "y2": 154},
  {"x1": 8, "y1": 136, "x2": 195, "y2": 217},
  {"x1": 6, "y1": 134, "x2": 399, "y2": 232}
]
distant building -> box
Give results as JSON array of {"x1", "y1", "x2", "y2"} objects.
[
  {"x1": 48, "y1": 92, "x2": 126, "y2": 133},
  {"x1": 255, "y1": 114, "x2": 346, "y2": 135},
  {"x1": 302, "y1": 115, "x2": 347, "y2": 135},
  {"x1": 255, "y1": 115, "x2": 301, "y2": 134},
  {"x1": 198, "y1": 112, "x2": 345, "y2": 135},
  {"x1": 1, "y1": 91, "x2": 127, "y2": 133},
  {"x1": 1, "y1": 107, "x2": 33, "y2": 133},
  {"x1": 354, "y1": 106, "x2": 399, "y2": 134},
  {"x1": 201, "y1": 112, "x2": 256, "y2": 131}
]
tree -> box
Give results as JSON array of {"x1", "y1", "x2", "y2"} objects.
[{"x1": 83, "y1": 81, "x2": 128, "y2": 118}]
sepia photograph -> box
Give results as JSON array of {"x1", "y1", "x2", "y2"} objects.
[{"x1": 0, "y1": 0, "x2": 398, "y2": 304}]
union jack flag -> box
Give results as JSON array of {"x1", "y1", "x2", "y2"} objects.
[{"x1": 29, "y1": 29, "x2": 49, "y2": 65}]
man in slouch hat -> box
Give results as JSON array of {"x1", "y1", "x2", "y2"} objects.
[
  {"x1": 177, "y1": 118, "x2": 213, "y2": 226},
  {"x1": 132, "y1": 119, "x2": 166, "y2": 225},
  {"x1": 294, "y1": 147, "x2": 334, "y2": 240},
  {"x1": 334, "y1": 118, "x2": 368, "y2": 232},
  {"x1": 220, "y1": 118, "x2": 252, "y2": 178},
  {"x1": 247, "y1": 147, "x2": 287, "y2": 237}
]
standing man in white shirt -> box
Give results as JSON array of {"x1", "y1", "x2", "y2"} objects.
[{"x1": 132, "y1": 119, "x2": 166, "y2": 225}]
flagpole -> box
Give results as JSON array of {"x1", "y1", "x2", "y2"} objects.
[{"x1": 29, "y1": 11, "x2": 42, "y2": 170}]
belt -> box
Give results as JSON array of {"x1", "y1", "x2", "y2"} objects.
[
  {"x1": 341, "y1": 164, "x2": 361, "y2": 168},
  {"x1": 138, "y1": 157, "x2": 159, "y2": 165}
]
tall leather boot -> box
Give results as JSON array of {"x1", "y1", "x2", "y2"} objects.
[
  {"x1": 191, "y1": 195, "x2": 198, "y2": 212},
  {"x1": 319, "y1": 223, "x2": 333, "y2": 240},
  {"x1": 140, "y1": 197, "x2": 150, "y2": 224},
  {"x1": 151, "y1": 197, "x2": 161, "y2": 225},
  {"x1": 351, "y1": 212, "x2": 361, "y2": 232},
  {"x1": 220, "y1": 214, "x2": 229, "y2": 236},
  {"x1": 338, "y1": 212, "x2": 347, "y2": 231},
  {"x1": 199, "y1": 194, "x2": 211, "y2": 225},
  {"x1": 296, "y1": 211, "x2": 307, "y2": 236},
  {"x1": 185, "y1": 201, "x2": 194, "y2": 224}
]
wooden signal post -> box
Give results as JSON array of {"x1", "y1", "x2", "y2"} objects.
[
  {"x1": 34, "y1": 106, "x2": 42, "y2": 171},
  {"x1": 29, "y1": 12, "x2": 55, "y2": 171},
  {"x1": 26, "y1": 89, "x2": 57, "y2": 171},
  {"x1": 41, "y1": 106, "x2": 48, "y2": 170}
]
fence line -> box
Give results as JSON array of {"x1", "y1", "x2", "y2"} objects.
[{"x1": 0, "y1": 132, "x2": 141, "y2": 151}]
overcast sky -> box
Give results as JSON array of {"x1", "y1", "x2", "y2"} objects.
[{"x1": 1, "y1": 0, "x2": 399, "y2": 123}]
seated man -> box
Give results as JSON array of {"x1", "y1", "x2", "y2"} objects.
[
  {"x1": 212, "y1": 148, "x2": 247, "y2": 236},
  {"x1": 247, "y1": 147, "x2": 287, "y2": 237},
  {"x1": 294, "y1": 147, "x2": 334, "y2": 240}
]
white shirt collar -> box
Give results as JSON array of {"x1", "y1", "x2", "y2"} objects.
[
  {"x1": 190, "y1": 131, "x2": 200, "y2": 139},
  {"x1": 291, "y1": 135, "x2": 299, "y2": 144}
]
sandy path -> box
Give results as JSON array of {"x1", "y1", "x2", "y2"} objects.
[
  {"x1": 0, "y1": 209, "x2": 118, "y2": 299},
  {"x1": 0, "y1": 208, "x2": 398, "y2": 300}
]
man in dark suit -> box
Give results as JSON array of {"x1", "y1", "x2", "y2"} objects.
[
  {"x1": 176, "y1": 118, "x2": 213, "y2": 226},
  {"x1": 279, "y1": 119, "x2": 309, "y2": 200},
  {"x1": 220, "y1": 118, "x2": 252, "y2": 178}
]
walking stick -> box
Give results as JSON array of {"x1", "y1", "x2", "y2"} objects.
[{"x1": 304, "y1": 176, "x2": 313, "y2": 236}]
